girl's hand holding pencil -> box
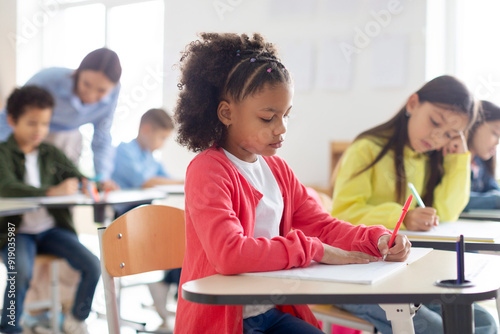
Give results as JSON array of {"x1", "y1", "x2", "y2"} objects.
[
  {"x1": 404, "y1": 208, "x2": 439, "y2": 231},
  {"x1": 378, "y1": 234, "x2": 411, "y2": 262}
]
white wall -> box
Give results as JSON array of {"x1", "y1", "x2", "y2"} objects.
[
  {"x1": 2, "y1": 0, "x2": 429, "y2": 190},
  {"x1": 161, "y1": 0, "x2": 428, "y2": 189},
  {"x1": 0, "y1": 1, "x2": 17, "y2": 108}
]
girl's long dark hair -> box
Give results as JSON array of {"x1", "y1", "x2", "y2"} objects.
[
  {"x1": 468, "y1": 100, "x2": 500, "y2": 177},
  {"x1": 354, "y1": 75, "x2": 477, "y2": 205}
]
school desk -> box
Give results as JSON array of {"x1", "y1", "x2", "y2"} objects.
[
  {"x1": 402, "y1": 219, "x2": 500, "y2": 252},
  {"x1": 182, "y1": 249, "x2": 500, "y2": 334},
  {"x1": 2, "y1": 189, "x2": 166, "y2": 223},
  {"x1": 0, "y1": 200, "x2": 39, "y2": 216},
  {"x1": 460, "y1": 209, "x2": 500, "y2": 221}
]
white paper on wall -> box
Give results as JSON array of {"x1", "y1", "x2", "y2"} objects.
[
  {"x1": 316, "y1": 38, "x2": 353, "y2": 91},
  {"x1": 371, "y1": 34, "x2": 408, "y2": 88}
]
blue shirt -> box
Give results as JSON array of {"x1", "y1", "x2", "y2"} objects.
[
  {"x1": 0, "y1": 67, "x2": 121, "y2": 179},
  {"x1": 111, "y1": 139, "x2": 170, "y2": 189},
  {"x1": 464, "y1": 156, "x2": 500, "y2": 210}
]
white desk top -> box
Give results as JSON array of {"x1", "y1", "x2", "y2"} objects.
[
  {"x1": 182, "y1": 249, "x2": 500, "y2": 306},
  {"x1": 402, "y1": 220, "x2": 500, "y2": 252},
  {"x1": 0, "y1": 201, "x2": 39, "y2": 217},
  {"x1": 0, "y1": 189, "x2": 166, "y2": 208},
  {"x1": 460, "y1": 209, "x2": 500, "y2": 221}
]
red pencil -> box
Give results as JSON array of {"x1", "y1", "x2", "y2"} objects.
[
  {"x1": 384, "y1": 194, "x2": 413, "y2": 260},
  {"x1": 91, "y1": 183, "x2": 101, "y2": 202}
]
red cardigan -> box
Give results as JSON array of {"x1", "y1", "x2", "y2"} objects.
[{"x1": 175, "y1": 146, "x2": 390, "y2": 333}]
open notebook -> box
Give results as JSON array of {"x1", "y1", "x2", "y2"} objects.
[
  {"x1": 400, "y1": 220, "x2": 500, "y2": 243},
  {"x1": 243, "y1": 247, "x2": 432, "y2": 285}
]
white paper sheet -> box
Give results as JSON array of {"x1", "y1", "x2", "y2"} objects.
[
  {"x1": 281, "y1": 40, "x2": 315, "y2": 92},
  {"x1": 401, "y1": 220, "x2": 500, "y2": 242},
  {"x1": 316, "y1": 38, "x2": 353, "y2": 91},
  {"x1": 371, "y1": 34, "x2": 408, "y2": 88},
  {"x1": 153, "y1": 184, "x2": 185, "y2": 194},
  {"x1": 244, "y1": 247, "x2": 432, "y2": 285}
]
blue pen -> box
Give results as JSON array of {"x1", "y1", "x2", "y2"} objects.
[
  {"x1": 457, "y1": 235, "x2": 465, "y2": 284},
  {"x1": 408, "y1": 182, "x2": 425, "y2": 208}
]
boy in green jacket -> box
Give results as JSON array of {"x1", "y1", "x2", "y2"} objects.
[{"x1": 0, "y1": 86, "x2": 100, "y2": 334}]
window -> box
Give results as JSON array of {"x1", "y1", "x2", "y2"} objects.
[
  {"x1": 455, "y1": 0, "x2": 500, "y2": 106},
  {"x1": 453, "y1": 0, "x2": 500, "y2": 176},
  {"x1": 34, "y1": 0, "x2": 165, "y2": 176}
]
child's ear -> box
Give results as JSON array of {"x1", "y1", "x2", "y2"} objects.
[
  {"x1": 6, "y1": 114, "x2": 16, "y2": 128},
  {"x1": 217, "y1": 100, "x2": 232, "y2": 127},
  {"x1": 406, "y1": 93, "x2": 420, "y2": 115}
]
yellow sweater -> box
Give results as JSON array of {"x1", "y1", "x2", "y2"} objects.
[{"x1": 331, "y1": 138, "x2": 471, "y2": 229}]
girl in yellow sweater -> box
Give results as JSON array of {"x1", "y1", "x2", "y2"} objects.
[
  {"x1": 332, "y1": 75, "x2": 475, "y2": 231},
  {"x1": 332, "y1": 75, "x2": 497, "y2": 333}
]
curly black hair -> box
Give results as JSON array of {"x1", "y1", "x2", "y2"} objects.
[
  {"x1": 174, "y1": 33, "x2": 292, "y2": 152},
  {"x1": 7, "y1": 85, "x2": 55, "y2": 122}
]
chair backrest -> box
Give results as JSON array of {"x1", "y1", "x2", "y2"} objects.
[
  {"x1": 98, "y1": 204, "x2": 185, "y2": 333},
  {"x1": 329, "y1": 141, "x2": 352, "y2": 195},
  {"x1": 100, "y1": 204, "x2": 185, "y2": 277}
]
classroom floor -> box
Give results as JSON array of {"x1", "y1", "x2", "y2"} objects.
[{"x1": 1, "y1": 205, "x2": 498, "y2": 333}]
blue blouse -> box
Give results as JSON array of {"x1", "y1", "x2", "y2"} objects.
[{"x1": 0, "y1": 67, "x2": 121, "y2": 179}]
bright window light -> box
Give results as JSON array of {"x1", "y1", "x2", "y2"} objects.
[
  {"x1": 108, "y1": 0, "x2": 165, "y2": 145},
  {"x1": 37, "y1": 0, "x2": 164, "y2": 177},
  {"x1": 42, "y1": 4, "x2": 106, "y2": 69},
  {"x1": 456, "y1": 0, "x2": 500, "y2": 106},
  {"x1": 454, "y1": 0, "x2": 500, "y2": 177}
]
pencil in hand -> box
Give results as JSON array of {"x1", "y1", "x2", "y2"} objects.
[{"x1": 383, "y1": 195, "x2": 413, "y2": 261}]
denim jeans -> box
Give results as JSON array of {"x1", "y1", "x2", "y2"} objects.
[
  {"x1": 0, "y1": 228, "x2": 101, "y2": 333},
  {"x1": 337, "y1": 303, "x2": 497, "y2": 334},
  {"x1": 243, "y1": 308, "x2": 324, "y2": 334},
  {"x1": 464, "y1": 191, "x2": 500, "y2": 211}
]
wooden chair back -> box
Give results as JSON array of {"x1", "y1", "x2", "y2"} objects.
[
  {"x1": 329, "y1": 141, "x2": 352, "y2": 195},
  {"x1": 98, "y1": 204, "x2": 185, "y2": 333}
]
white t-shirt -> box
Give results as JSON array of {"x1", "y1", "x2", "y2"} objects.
[
  {"x1": 223, "y1": 150, "x2": 284, "y2": 319},
  {"x1": 18, "y1": 150, "x2": 56, "y2": 234}
]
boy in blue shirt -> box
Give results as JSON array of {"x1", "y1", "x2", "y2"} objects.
[
  {"x1": 112, "y1": 108, "x2": 180, "y2": 191},
  {"x1": 111, "y1": 108, "x2": 181, "y2": 329}
]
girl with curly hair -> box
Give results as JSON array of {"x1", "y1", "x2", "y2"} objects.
[{"x1": 173, "y1": 33, "x2": 411, "y2": 334}]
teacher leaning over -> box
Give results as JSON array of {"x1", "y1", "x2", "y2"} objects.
[{"x1": 0, "y1": 48, "x2": 122, "y2": 185}]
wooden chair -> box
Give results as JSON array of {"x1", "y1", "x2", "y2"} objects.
[
  {"x1": 329, "y1": 141, "x2": 352, "y2": 195},
  {"x1": 98, "y1": 204, "x2": 185, "y2": 334},
  {"x1": 315, "y1": 141, "x2": 378, "y2": 334},
  {"x1": 310, "y1": 304, "x2": 375, "y2": 334}
]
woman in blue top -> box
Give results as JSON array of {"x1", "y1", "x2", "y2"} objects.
[
  {"x1": 465, "y1": 100, "x2": 500, "y2": 210},
  {"x1": 0, "y1": 48, "x2": 122, "y2": 183}
]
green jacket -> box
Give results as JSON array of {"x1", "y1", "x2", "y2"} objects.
[{"x1": 0, "y1": 135, "x2": 84, "y2": 248}]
